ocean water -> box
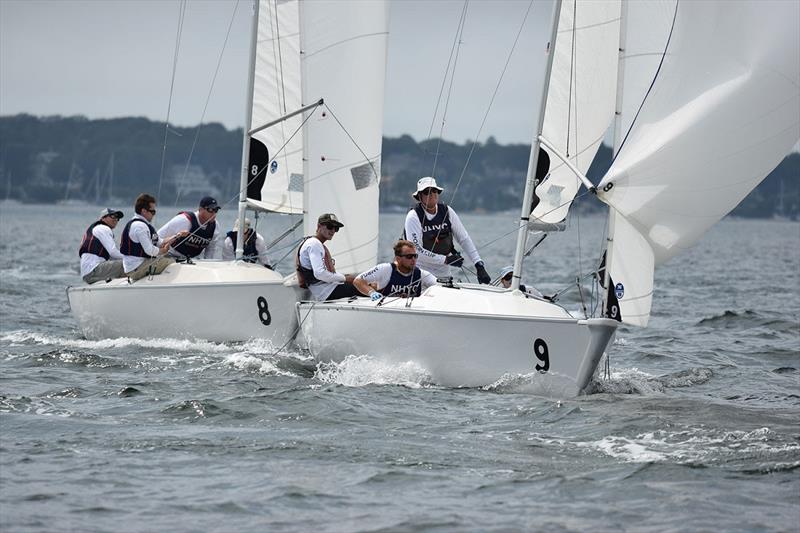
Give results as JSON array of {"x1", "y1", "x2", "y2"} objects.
[{"x1": 1, "y1": 203, "x2": 798, "y2": 532}]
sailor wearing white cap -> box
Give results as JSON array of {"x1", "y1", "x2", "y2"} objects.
[
  {"x1": 497, "y1": 265, "x2": 543, "y2": 298},
  {"x1": 404, "y1": 177, "x2": 491, "y2": 283},
  {"x1": 78, "y1": 208, "x2": 126, "y2": 284}
]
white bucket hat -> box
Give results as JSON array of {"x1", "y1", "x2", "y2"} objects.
[{"x1": 412, "y1": 177, "x2": 444, "y2": 200}]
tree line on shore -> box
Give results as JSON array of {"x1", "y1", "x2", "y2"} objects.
[{"x1": 1, "y1": 113, "x2": 797, "y2": 219}]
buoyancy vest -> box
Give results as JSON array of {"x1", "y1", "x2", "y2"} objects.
[
  {"x1": 78, "y1": 221, "x2": 112, "y2": 259},
  {"x1": 171, "y1": 211, "x2": 216, "y2": 258},
  {"x1": 381, "y1": 263, "x2": 423, "y2": 298},
  {"x1": 413, "y1": 203, "x2": 454, "y2": 255},
  {"x1": 295, "y1": 236, "x2": 335, "y2": 288},
  {"x1": 121, "y1": 218, "x2": 158, "y2": 258},
  {"x1": 226, "y1": 230, "x2": 258, "y2": 263}
]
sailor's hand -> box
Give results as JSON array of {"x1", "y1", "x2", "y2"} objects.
[
  {"x1": 475, "y1": 261, "x2": 491, "y2": 284},
  {"x1": 445, "y1": 252, "x2": 464, "y2": 267},
  {"x1": 369, "y1": 290, "x2": 382, "y2": 302}
]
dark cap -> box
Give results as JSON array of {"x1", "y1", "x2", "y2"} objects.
[
  {"x1": 199, "y1": 196, "x2": 219, "y2": 209},
  {"x1": 318, "y1": 213, "x2": 344, "y2": 228},
  {"x1": 99, "y1": 208, "x2": 124, "y2": 219}
]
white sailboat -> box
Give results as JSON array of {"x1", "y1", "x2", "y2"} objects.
[
  {"x1": 67, "y1": 0, "x2": 388, "y2": 343},
  {"x1": 297, "y1": 0, "x2": 800, "y2": 394}
]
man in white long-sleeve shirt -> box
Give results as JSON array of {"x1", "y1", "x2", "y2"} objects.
[
  {"x1": 296, "y1": 213, "x2": 359, "y2": 301},
  {"x1": 221, "y1": 218, "x2": 272, "y2": 267},
  {"x1": 403, "y1": 177, "x2": 491, "y2": 283},
  {"x1": 121, "y1": 193, "x2": 187, "y2": 281},
  {"x1": 78, "y1": 208, "x2": 126, "y2": 284}
]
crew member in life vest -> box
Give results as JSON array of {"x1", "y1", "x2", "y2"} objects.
[
  {"x1": 404, "y1": 176, "x2": 491, "y2": 284},
  {"x1": 157, "y1": 196, "x2": 221, "y2": 259},
  {"x1": 353, "y1": 239, "x2": 437, "y2": 301},
  {"x1": 222, "y1": 217, "x2": 272, "y2": 268},
  {"x1": 497, "y1": 265, "x2": 543, "y2": 298},
  {"x1": 296, "y1": 213, "x2": 359, "y2": 301},
  {"x1": 79, "y1": 208, "x2": 126, "y2": 284},
  {"x1": 121, "y1": 193, "x2": 187, "y2": 281}
]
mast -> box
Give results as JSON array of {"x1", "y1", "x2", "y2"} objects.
[
  {"x1": 510, "y1": 0, "x2": 562, "y2": 292},
  {"x1": 601, "y1": 0, "x2": 627, "y2": 316},
  {"x1": 235, "y1": 0, "x2": 261, "y2": 260}
]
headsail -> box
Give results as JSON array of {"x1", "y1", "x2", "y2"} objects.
[
  {"x1": 529, "y1": 0, "x2": 621, "y2": 227},
  {"x1": 599, "y1": 0, "x2": 800, "y2": 326},
  {"x1": 300, "y1": 1, "x2": 388, "y2": 274},
  {"x1": 247, "y1": 0, "x2": 304, "y2": 215}
]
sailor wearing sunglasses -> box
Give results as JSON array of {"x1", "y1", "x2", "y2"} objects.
[
  {"x1": 296, "y1": 213, "x2": 360, "y2": 301},
  {"x1": 157, "y1": 196, "x2": 221, "y2": 260},
  {"x1": 353, "y1": 240, "x2": 437, "y2": 301}
]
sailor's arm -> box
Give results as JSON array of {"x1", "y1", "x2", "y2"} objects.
[{"x1": 448, "y1": 207, "x2": 482, "y2": 265}]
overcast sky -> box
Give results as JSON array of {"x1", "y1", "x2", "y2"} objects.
[{"x1": 1, "y1": 0, "x2": 544, "y2": 144}]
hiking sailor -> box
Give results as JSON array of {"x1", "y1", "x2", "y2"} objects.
[
  {"x1": 121, "y1": 193, "x2": 186, "y2": 281},
  {"x1": 404, "y1": 176, "x2": 491, "y2": 283},
  {"x1": 353, "y1": 239, "x2": 437, "y2": 301},
  {"x1": 222, "y1": 217, "x2": 272, "y2": 268},
  {"x1": 79, "y1": 208, "x2": 126, "y2": 284},
  {"x1": 296, "y1": 213, "x2": 360, "y2": 301},
  {"x1": 158, "y1": 196, "x2": 221, "y2": 260}
]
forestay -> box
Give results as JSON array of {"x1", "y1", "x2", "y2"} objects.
[
  {"x1": 530, "y1": 0, "x2": 620, "y2": 227},
  {"x1": 300, "y1": 1, "x2": 388, "y2": 274},
  {"x1": 599, "y1": 0, "x2": 800, "y2": 326}
]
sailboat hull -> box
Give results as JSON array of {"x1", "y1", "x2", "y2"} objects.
[
  {"x1": 67, "y1": 262, "x2": 306, "y2": 344},
  {"x1": 297, "y1": 285, "x2": 617, "y2": 394}
]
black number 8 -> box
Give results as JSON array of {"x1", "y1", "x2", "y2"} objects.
[
  {"x1": 256, "y1": 296, "x2": 271, "y2": 325},
  {"x1": 534, "y1": 338, "x2": 550, "y2": 372}
]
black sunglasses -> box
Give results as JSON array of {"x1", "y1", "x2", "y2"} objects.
[
  {"x1": 205, "y1": 207, "x2": 221, "y2": 213},
  {"x1": 146, "y1": 208, "x2": 157, "y2": 215},
  {"x1": 398, "y1": 253, "x2": 418, "y2": 259},
  {"x1": 420, "y1": 188, "x2": 439, "y2": 196},
  {"x1": 324, "y1": 224, "x2": 339, "y2": 232},
  {"x1": 502, "y1": 274, "x2": 513, "y2": 282}
]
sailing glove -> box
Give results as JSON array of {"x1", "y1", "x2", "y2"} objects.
[
  {"x1": 475, "y1": 261, "x2": 491, "y2": 284},
  {"x1": 445, "y1": 252, "x2": 464, "y2": 267},
  {"x1": 369, "y1": 291, "x2": 382, "y2": 302}
]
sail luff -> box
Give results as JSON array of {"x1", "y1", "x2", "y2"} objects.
[{"x1": 236, "y1": 0, "x2": 261, "y2": 259}]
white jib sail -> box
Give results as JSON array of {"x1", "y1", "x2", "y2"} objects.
[
  {"x1": 600, "y1": 0, "x2": 800, "y2": 326},
  {"x1": 300, "y1": 0, "x2": 388, "y2": 275},
  {"x1": 530, "y1": 0, "x2": 620, "y2": 226},
  {"x1": 248, "y1": 0, "x2": 304, "y2": 215}
]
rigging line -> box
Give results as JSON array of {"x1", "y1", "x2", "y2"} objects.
[
  {"x1": 565, "y1": 0, "x2": 577, "y2": 157},
  {"x1": 446, "y1": 0, "x2": 534, "y2": 211},
  {"x1": 423, "y1": 0, "x2": 469, "y2": 176},
  {"x1": 175, "y1": 0, "x2": 240, "y2": 207},
  {"x1": 611, "y1": 0, "x2": 680, "y2": 166},
  {"x1": 158, "y1": 0, "x2": 188, "y2": 200},
  {"x1": 432, "y1": 1, "x2": 470, "y2": 178},
  {"x1": 322, "y1": 103, "x2": 380, "y2": 186},
  {"x1": 270, "y1": 0, "x2": 289, "y2": 116}
]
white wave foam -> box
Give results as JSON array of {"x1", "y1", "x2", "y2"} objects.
[
  {"x1": 224, "y1": 353, "x2": 295, "y2": 377},
  {"x1": 484, "y1": 372, "x2": 580, "y2": 398},
  {"x1": 578, "y1": 427, "x2": 800, "y2": 464},
  {"x1": 1, "y1": 330, "x2": 231, "y2": 353},
  {"x1": 313, "y1": 355, "x2": 431, "y2": 388}
]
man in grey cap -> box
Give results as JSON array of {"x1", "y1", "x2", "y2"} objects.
[
  {"x1": 157, "y1": 196, "x2": 220, "y2": 259},
  {"x1": 78, "y1": 208, "x2": 126, "y2": 284},
  {"x1": 404, "y1": 176, "x2": 491, "y2": 283},
  {"x1": 296, "y1": 213, "x2": 360, "y2": 301}
]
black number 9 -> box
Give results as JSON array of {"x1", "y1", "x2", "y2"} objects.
[
  {"x1": 534, "y1": 338, "x2": 550, "y2": 372},
  {"x1": 256, "y1": 296, "x2": 271, "y2": 325}
]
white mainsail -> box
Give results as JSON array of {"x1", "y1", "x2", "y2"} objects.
[
  {"x1": 599, "y1": 0, "x2": 800, "y2": 326},
  {"x1": 248, "y1": 0, "x2": 304, "y2": 215},
  {"x1": 529, "y1": 0, "x2": 620, "y2": 227},
  {"x1": 299, "y1": 1, "x2": 388, "y2": 274}
]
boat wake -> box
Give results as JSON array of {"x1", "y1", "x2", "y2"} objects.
[{"x1": 313, "y1": 355, "x2": 433, "y2": 388}]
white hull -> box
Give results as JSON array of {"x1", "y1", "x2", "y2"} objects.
[
  {"x1": 298, "y1": 284, "x2": 618, "y2": 394},
  {"x1": 68, "y1": 261, "x2": 306, "y2": 344}
]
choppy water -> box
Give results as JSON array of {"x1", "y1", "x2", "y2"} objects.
[{"x1": 1, "y1": 203, "x2": 798, "y2": 532}]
